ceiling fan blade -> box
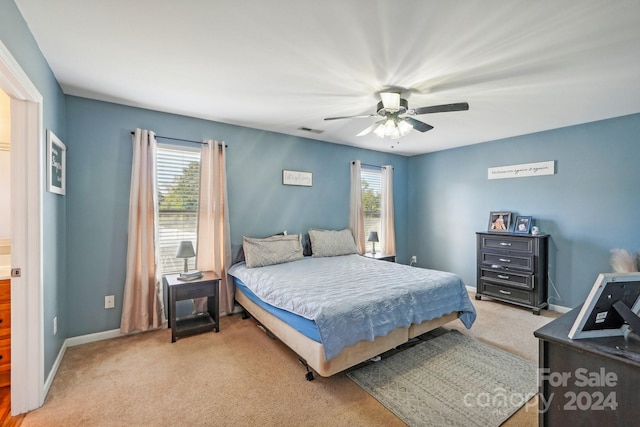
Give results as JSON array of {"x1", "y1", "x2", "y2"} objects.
[
  {"x1": 357, "y1": 119, "x2": 386, "y2": 136},
  {"x1": 324, "y1": 113, "x2": 377, "y2": 121},
  {"x1": 380, "y1": 92, "x2": 400, "y2": 112},
  {"x1": 412, "y1": 102, "x2": 469, "y2": 115},
  {"x1": 403, "y1": 117, "x2": 434, "y2": 133}
]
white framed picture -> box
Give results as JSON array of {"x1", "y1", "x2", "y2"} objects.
[
  {"x1": 282, "y1": 169, "x2": 312, "y2": 187},
  {"x1": 47, "y1": 130, "x2": 66, "y2": 195}
]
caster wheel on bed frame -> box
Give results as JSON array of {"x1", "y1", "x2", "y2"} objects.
[
  {"x1": 305, "y1": 371, "x2": 315, "y2": 381},
  {"x1": 475, "y1": 294, "x2": 482, "y2": 300}
]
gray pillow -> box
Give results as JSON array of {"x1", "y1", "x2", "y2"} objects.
[
  {"x1": 308, "y1": 228, "x2": 358, "y2": 257},
  {"x1": 242, "y1": 234, "x2": 304, "y2": 268}
]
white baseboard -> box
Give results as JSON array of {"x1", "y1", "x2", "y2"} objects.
[
  {"x1": 466, "y1": 285, "x2": 571, "y2": 313},
  {"x1": 66, "y1": 328, "x2": 124, "y2": 347},
  {"x1": 44, "y1": 340, "x2": 67, "y2": 398}
]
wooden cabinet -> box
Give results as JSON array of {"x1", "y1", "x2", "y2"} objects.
[
  {"x1": 475, "y1": 232, "x2": 548, "y2": 314},
  {"x1": 0, "y1": 280, "x2": 9, "y2": 387}
]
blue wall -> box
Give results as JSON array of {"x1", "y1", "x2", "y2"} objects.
[
  {"x1": 0, "y1": 0, "x2": 67, "y2": 380},
  {"x1": 64, "y1": 96, "x2": 409, "y2": 336},
  {"x1": 408, "y1": 113, "x2": 640, "y2": 308}
]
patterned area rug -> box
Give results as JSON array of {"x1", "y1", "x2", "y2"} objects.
[{"x1": 347, "y1": 330, "x2": 537, "y2": 427}]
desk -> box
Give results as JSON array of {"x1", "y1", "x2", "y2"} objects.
[
  {"x1": 164, "y1": 271, "x2": 220, "y2": 342},
  {"x1": 534, "y1": 307, "x2": 640, "y2": 426}
]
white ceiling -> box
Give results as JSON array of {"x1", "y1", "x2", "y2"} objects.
[{"x1": 15, "y1": 0, "x2": 640, "y2": 156}]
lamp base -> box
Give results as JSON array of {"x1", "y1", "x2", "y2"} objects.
[{"x1": 371, "y1": 243, "x2": 376, "y2": 255}]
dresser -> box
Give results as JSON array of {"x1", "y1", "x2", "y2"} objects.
[
  {"x1": 0, "y1": 279, "x2": 10, "y2": 387},
  {"x1": 476, "y1": 232, "x2": 548, "y2": 314}
]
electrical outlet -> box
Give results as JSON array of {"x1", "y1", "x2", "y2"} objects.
[
  {"x1": 410, "y1": 256, "x2": 417, "y2": 264},
  {"x1": 53, "y1": 316, "x2": 57, "y2": 335},
  {"x1": 105, "y1": 295, "x2": 115, "y2": 309}
]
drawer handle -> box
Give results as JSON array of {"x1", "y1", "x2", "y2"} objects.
[
  {"x1": 499, "y1": 242, "x2": 512, "y2": 246},
  {"x1": 499, "y1": 290, "x2": 512, "y2": 295},
  {"x1": 498, "y1": 258, "x2": 511, "y2": 263},
  {"x1": 497, "y1": 274, "x2": 510, "y2": 279}
]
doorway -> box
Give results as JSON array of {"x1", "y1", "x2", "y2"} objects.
[{"x1": 0, "y1": 40, "x2": 44, "y2": 415}]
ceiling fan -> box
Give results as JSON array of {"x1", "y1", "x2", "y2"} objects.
[{"x1": 324, "y1": 92, "x2": 469, "y2": 140}]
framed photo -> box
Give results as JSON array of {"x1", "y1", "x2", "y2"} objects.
[
  {"x1": 514, "y1": 216, "x2": 532, "y2": 234},
  {"x1": 488, "y1": 211, "x2": 511, "y2": 232},
  {"x1": 568, "y1": 272, "x2": 640, "y2": 339},
  {"x1": 47, "y1": 130, "x2": 66, "y2": 195},
  {"x1": 282, "y1": 170, "x2": 312, "y2": 187}
]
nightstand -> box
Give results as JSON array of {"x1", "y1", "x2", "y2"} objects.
[
  {"x1": 164, "y1": 271, "x2": 220, "y2": 342},
  {"x1": 363, "y1": 252, "x2": 396, "y2": 262}
]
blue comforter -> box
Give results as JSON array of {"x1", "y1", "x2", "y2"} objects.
[{"x1": 228, "y1": 254, "x2": 476, "y2": 360}]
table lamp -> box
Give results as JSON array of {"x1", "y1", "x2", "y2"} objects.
[
  {"x1": 368, "y1": 231, "x2": 379, "y2": 255},
  {"x1": 176, "y1": 241, "x2": 196, "y2": 273}
]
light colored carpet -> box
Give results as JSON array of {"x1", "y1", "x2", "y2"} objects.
[
  {"x1": 347, "y1": 330, "x2": 538, "y2": 427},
  {"x1": 22, "y1": 292, "x2": 560, "y2": 426}
]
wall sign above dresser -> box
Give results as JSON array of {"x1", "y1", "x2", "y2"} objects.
[
  {"x1": 475, "y1": 232, "x2": 549, "y2": 315},
  {"x1": 488, "y1": 160, "x2": 555, "y2": 180}
]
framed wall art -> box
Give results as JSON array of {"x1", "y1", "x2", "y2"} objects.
[
  {"x1": 488, "y1": 211, "x2": 511, "y2": 232},
  {"x1": 47, "y1": 130, "x2": 66, "y2": 195},
  {"x1": 282, "y1": 170, "x2": 312, "y2": 187}
]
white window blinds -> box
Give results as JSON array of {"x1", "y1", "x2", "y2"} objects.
[
  {"x1": 361, "y1": 167, "x2": 382, "y2": 253},
  {"x1": 156, "y1": 144, "x2": 201, "y2": 274}
]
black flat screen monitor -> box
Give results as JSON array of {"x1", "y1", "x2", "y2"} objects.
[{"x1": 568, "y1": 272, "x2": 640, "y2": 340}]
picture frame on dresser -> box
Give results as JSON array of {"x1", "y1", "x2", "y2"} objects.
[
  {"x1": 488, "y1": 211, "x2": 511, "y2": 232},
  {"x1": 514, "y1": 216, "x2": 532, "y2": 234}
]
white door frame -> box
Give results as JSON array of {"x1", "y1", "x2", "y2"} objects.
[{"x1": 0, "y1": 41, "x2": 45, "y2": 414}]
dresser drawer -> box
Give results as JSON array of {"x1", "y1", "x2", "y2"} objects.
[
  {"x1": 480, "y1": 252, "x2": 533, "y2": 271},
  {"x1": 480, "y1": 281, "x2": 533, "y2": 306},
  {"x1": 174, "y1": 282, "x2": 215, "y2": 300},
  {"x1": 0, "y1": 302, "x2": 10, "y2": 340},
  {"x1": 480, "y1": 235, "x2": 534, "y2": 254},
  {"x1": 0, "y1": 338, "x2": 10, "y2": 367},
  {"x1": 0, "y1": 280, "x2": 9, "y2": 302},
  {"x1": 480, "y1": 268, "x2": 533, "y2": 290}
]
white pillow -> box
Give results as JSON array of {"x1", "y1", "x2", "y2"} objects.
[
  {"x1": 242, "y1": 234, "x2": 304, "y2": 268},
  {"x1": 308, "y1": 228, "x2": 358, "y2": 257}
]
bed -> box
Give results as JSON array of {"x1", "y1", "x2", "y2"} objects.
[{"x1": 228, "y1": 229, "x2": 477, "y2": 379}]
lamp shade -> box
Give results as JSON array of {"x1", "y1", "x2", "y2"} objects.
[
  {"x1": 367, "y1": 231, "x2": 379, "y2": 243},
  {"x1": 176, "y1": 241, "x2": 196, "y2": 258}
]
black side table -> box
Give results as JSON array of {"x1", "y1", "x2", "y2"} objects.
[
  {"x1": 164, "y1": 271, "x2": 220, "y2": 342},
  {"x1": 363, "y1": 252, "x2": 396, "y2": 262}
]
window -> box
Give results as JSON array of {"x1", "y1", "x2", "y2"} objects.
[
  {"x1": 156, "y1": 144, "x2": 201, "y2": 274},
  {"x1": 361, "y1": 167, "x2": 381, "y2": 252}
]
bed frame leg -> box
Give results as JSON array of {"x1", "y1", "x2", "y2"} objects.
[{"x1": 298, "y1": 358, "x2": 315, "y2": 381}]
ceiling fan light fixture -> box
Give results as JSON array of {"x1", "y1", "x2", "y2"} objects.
[
  {"x1": 370, "y1": 116, "x2": 414, "y2": 140},
  {"x1": 380, "y1": 92, "x2": 400, "y2": 112},
  {"x1": 373, "y1": 123, "x2": 387, "y2": 138},
  {"x1": 397, "y1": 119, "x2": 413, "y2": 136}
]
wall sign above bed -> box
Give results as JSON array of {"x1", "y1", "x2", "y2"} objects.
[{"x1": 282, "y1": 170, "x2": 313, "y2": 187}]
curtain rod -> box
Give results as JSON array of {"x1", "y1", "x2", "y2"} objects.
[
  {"x1": 130, "y1": 131, "x2": 227, "y2": 147},
  {"x1": 351, "y1": 161, "x2": 393, "y2": 169}
]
